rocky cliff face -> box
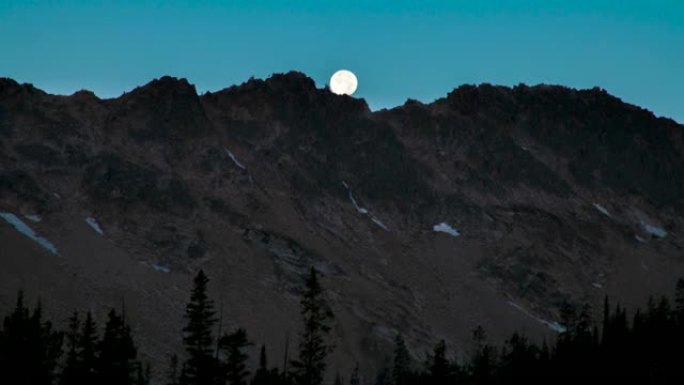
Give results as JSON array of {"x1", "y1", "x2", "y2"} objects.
[{"x1": 1, "y1": 73, "x2": 683, "y2": 372}]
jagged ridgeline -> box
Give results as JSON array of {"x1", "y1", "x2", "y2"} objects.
[{"x1": 0, "y1": 73, "x2": 683, "y2": 379}]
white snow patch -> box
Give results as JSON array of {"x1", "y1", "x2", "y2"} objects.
[
  {"x1": 508, "y1": 301, "x2": 567, "y2": 333},
  {"x1": 224, "y1": 147, "x2": 246, "y2": 170},
  {"x1": 635, "y1": 234, "x2": 648, "y2": 243},
  {"x1": 342, "y1": 181, "x2": 368, "y2": 214},
  {"x1": 641, "y1": 222, "x2": 667, "y2": 239},
  {"x1": 592, "y1": 203, "x2": 611, "y2": 218},
  {"x1": 151, "y1": 263, "x2": 171, "y2": 273},
  {"x1": 592, "y1": 282, "x2": 603, "y2": 289},
  {"x1": 85, "y1": 217, "x2": 104, "y2": 236},
  {"x1": 0, "y1": 212, "x2": 59, "y2": 255},
  {"x1": 24, "y1": 214, "x2": 42, "y2": 223},
  {"x1": 371, "y1": 217, "x2": 388, "y2": 231},
  {"x1": 341, "y1": 181, "x2": 388, "y2": 230},
  {"x1": 433, "y1": 222, "x2": 460, "y2": 237}
]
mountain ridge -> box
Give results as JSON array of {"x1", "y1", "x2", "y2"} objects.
[{"x1": 1, "y1": 72, "x2": 683, "y2": 375}]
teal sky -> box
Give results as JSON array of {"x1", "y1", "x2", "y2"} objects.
[{"x1": 1, "y1": 1, "x2": 682, "y2": 122}]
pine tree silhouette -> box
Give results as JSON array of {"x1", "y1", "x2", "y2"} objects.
[
  {"x1": 391, "y1": 334, "x2": 410, "y2": 385},
  {"x1": 218, "y1": 328, "x2": 251, "y2": 385},
  {"x1": 78, "y1": 311, "x2": 100, "y2": 384},
  {"x1": 291, "y1": 267, "x2": 335, "y2": 385},
  {"x1": 426, "y1": 340, "x2": 451, "y2": 385},
  {"x1": 97, "y1": 308, "x2": 139, "y2": 385},
  {"x1": 0, "y1": 292, "x2": 63, "y2": 385},
  {"x1": 60, "y1": 311, "x2": 82, "y2": 385},
  {"x1": 181, "y1": 270, "x2": 218, "y2": 385},
  {"x1": 252, "y1": 345, "x2": 279, "y2": 385}
]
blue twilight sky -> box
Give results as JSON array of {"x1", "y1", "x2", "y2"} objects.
[{"x1": 1, "y1": 1, "x2": 682, "y2": 122}]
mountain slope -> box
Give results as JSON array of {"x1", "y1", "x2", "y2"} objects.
[{"x1": 1, "y1": 73, "x2": 682, "y2": 374}]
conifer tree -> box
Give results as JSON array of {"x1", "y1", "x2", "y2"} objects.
[
  {"x1": 97, "y1": 309, "x2": 139, "y2": 385},
  {"x1": 219, "y1": 328, "x2": 251, "y2": 385},
  {"x1": 470, "y1": 325, "x2": 495, "y2": 385},
  {"x1": 0, "y1": 291, "x2": 63, "y2": 385},
  {"x1": 427, "y1": 340, "x2": 450, "y2": 385},
  {"x1": 391, "y1": 334, "x2": 410, "y2": 385},
  {"x1": 181, "y1": 270, "x2": 218, "y2": 385},
  {"x1": 79, "y1": 311, "x2": 100, "y2": 383},
  {"x1": 291, "y1": 267, "x2": 335, "y2": 385},
  {"x1": 60, "y1": 311, "x2": 82, "y2": 385},
  {"x1": 252, "y1": 345, "x2": 278, "y2": 385},
  {"x1": 675, "y1": 278, "x2": 684, "y2": 325}
]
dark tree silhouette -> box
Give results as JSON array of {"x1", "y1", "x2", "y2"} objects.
[
  {"x1": 181, "y1": 270, "x2": 218, "y2": 385},
  {"x1": 60, "y1": 311, "x2": 82, "y2": 385},
  {"x1": 97, "y1": 309, "x2": 139, "y2": 385},
  {"x1": 291, "y1": 267, "x2": 335, "y2": 385},
  {"x1": 218, "y1": 328, "x2": 251, "y2": 385},
  {"x1": 391, "y1": 334, "x2": 410, "y2": 385},
  {"x1": 0, "y1": 292, "x2": 63, "y2": 385}
]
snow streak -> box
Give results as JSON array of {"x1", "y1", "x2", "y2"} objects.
[
  {"x1": 85, "y1": 217, "x2": 104, "y2": 235},
  {"x1": 433, "y1": 222, "x2": 460, "y2": 237},
  {"x1": 508, "y1": 301, "x2": 567, "y2": 333},
  {"x1": 0, "y1": 212, "x2": 59, "y2": 255}
]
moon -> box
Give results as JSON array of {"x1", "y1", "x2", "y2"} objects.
[{"x1": 329, "y1": 70, "x2": 358, "y2": 95}]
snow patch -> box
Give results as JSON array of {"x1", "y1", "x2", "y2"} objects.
[
  {"x1": 24, "y1": 214, "x2": 42, "y2": 223},
  {"x1": 641, "y1": 222, "x2": 667, "y2": 239},
  {"x1": 224, "y1": 147, "x2": 246, "y2": 170},
  {"x1": 634, "y1": 234, "x2": 648, "y2": 244},
  {"x1": 0, "y1": 212, "x2": 59, "y2": 255},
  {"x1": 433, "y1": 222, "x2": 460, "y2": 237},
  {"x1": 508, "y1": 301, "x2": 567, "y2": 333},
  {"x1": 592, "y1": 203, "x2": 611, "y2": 218},
  {"x1": 592, "y1": 282, "x2": 603, "y2": 289},
  {"x1": 341, "y1": 181, "x2": 388, "y2": 231},
  {"x1": 85, "y1": 217, "x2": 104, "y2": 235},
  {"x1": 151, "y1": 263, "x2": 171, "y2": 273},
  {"x1": 342, "y1": 181, "x2": 368, "y2": 214},
  {"x1": 371, "y1": 217, "x2": 388, "y2": 231}
]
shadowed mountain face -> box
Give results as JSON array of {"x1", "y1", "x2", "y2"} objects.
[{"x1": 1, "y1": 73, "x2": 683, "y2": 371}]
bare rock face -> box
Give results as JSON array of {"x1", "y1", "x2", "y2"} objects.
[{"x1": 1, "y1": 72, "x2": 683, "y2": 374}]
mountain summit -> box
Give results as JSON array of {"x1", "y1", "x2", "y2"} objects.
[{"x1": 1, "y1": 73, "x2": 682, "y2": 369}]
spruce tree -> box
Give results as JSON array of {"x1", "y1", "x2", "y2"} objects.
[
  {"x1": 427, "y1": 340, "x2": 450, "y2": 385},
  {"x1": 391, "y1": 334, "x2": 410, "y2": 385},
  {"x1": 219, "y1": 328, "x2": 251, "y2": 385},
  {"x1": 97, "y1": 309, "x2": 139, "y2": 385},
  {"x1": 79, "y1": 311, "x2": 100, "y2": 384},
  {"x1": 0, "y1": 291, "x2": 63, "y2": 385},
  {"x1": 252, "y1": 345, "x2": 277, "y2": 385},
  {"x1": 181, "y1": 270, "x2": 218, "y2": 385},
  {"x1": 60, "y1": 311, "x2": 82, "y2": 385},
  {"x1": 470, "y1": 325, "x2": 495, "y2": 385},
  {"x1": 291, "y1": 267, "x2": 335, "y2": 385}
]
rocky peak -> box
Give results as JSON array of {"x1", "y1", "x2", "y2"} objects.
[{"x1": 108, "y1": 76, "x2": 210, "y2": 142}]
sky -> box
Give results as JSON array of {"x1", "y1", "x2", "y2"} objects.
[{"x1": 1, "y1": 0, "x2": 683, "y2": 122}]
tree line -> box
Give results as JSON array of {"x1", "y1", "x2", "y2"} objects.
[{"x1": 2, "y1": 269, "x2": 684, "y2": 384}]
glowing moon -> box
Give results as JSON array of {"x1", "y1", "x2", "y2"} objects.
[{"x1": 329, "y1": 70, "x2": 358, "y2": 95}]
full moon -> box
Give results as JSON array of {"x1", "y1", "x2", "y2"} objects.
[{"x1": 329, "y1": 70, "x2": 358, "y2": 95}]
